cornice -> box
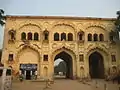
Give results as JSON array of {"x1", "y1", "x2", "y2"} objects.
[{"x1": 6, "y1": 15, "x2": 116, "y2": 21}]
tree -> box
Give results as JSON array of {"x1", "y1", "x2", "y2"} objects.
[
  {"x1": 0, "y1": 9, "x2": 6, "y2": 26},
  {"x1": 58, "y1": 61, "x2": 66, "y2": 72},
  {"x1": 114, "y1": 11, "x2": 120, "y2": 40}
]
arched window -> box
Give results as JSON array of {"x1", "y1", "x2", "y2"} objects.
[
  {"x1": 78, "y1": 31, "x2": 84, "y2": 41},
  {"x1": 88, "y1": 33, "x2": 92, "y2": 41},
  {"x1": 11, "y1": 32, "x2": 14, "y2": 40},
  {"x1": 28, "y1": 32, "x2": 32, "y2": 40},
  {"x1": 34, "y1": 32, "x2": 39, "y2": 41},
  {"x1": 21, "y1": 32, "x2": 26, "y2": 40},
  {"x1": 79, "y1": 34, "x2": 83, "y2": 40},
  {"x1": 61, "y1": 33, "x2": 66, "y2": 41},
  {"x1": 8, "y1": 30, "x2": 16, "y2": 40},
  {"x1": 99, "y1": 34, "x2": 104, "y2": 41},
  {"x1": 54, "y1": 33, "x2": 59, "y2": 41},
  {"x1": 44, "y1": 30, "x2": 49, "y2": 40},
  {"x1": 68, "y1": 33, "x2": 73, "y2": 41},
  {"x1": 94, "y1": 34, "x2": 98, "y2": 41}
]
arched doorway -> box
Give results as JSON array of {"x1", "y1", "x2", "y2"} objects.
[
  {"x1": 18, "y1": 47, "x2": 39, "y2": 80},
  {"x1": 89, "y1": 51, "x2": 104, "y2": 79},
  {"x1": 54, "y1": 51, "x2": 73, "y2": 79}
]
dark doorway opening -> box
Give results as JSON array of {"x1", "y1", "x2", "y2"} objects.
[
  {"x1": 89, "y1": 52, "x2": 104, "y2": 79},
  {"x1": 26, "y1": 70, "x2": 31, "y2": 80},
  {"x1": 54, "y1": 51, "x2": 73, "y2": 79}
]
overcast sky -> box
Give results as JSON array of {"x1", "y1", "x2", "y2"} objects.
[{"x1": 0, "y1": 0, "x2": 120, "y2": 48}]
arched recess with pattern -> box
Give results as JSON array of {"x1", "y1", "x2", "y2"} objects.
[
  {"x1": 17, "y1": 23, "x2": 41, "y2": 41},
  {"x1": 86, "y1": 25, "x2": 106, "y2": 41},
  {"x1": 51, "y1": 47, "x2": 76, "y2": 79},
  {"x1": 52, "y1": 23, "x2": 75, "y2": 41}
]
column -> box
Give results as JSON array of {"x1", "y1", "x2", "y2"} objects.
[{"x1": 24, "y1": 70, "x2": 26, "y2": 79}]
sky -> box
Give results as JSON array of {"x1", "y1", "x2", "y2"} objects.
[{"x1": 0, "y1": 0, "x2": 120, "y2": 48}]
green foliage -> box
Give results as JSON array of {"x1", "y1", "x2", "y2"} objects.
[
  {"x1": 0, "y1": 9, "x2": 6, "y2": 26},
  {"x1": 54, "y1": 61, "x2": 66, "y2": 74},
  {"x1": 115, "y1": 11, "x2": 120, "y2": 31},
  {"x1": 112, "y1": 11, "x2": 120, "y2": 41}
]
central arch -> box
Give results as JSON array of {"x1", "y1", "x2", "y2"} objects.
[
  {"x1": 52, "y1": 47, "x2": 76, "y2": 79},
  {"x1": 89, "y1": 51, "x2": 104, "y2": 78},
  {"x1": 54, "y1": 51, "x2": 73, "y2": 79}
]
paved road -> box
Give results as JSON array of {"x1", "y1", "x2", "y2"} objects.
[{"x1": 12, "y1": 79, "x2": 119, "y2": 90}]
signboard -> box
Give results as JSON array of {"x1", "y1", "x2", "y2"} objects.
[{"x1": 20, "y1": 64, "x2": 37, "y2": 70}]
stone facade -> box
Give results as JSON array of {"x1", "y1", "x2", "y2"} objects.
[{"x1": 1, "y1": 16, "x2": 119, "y2": 80}]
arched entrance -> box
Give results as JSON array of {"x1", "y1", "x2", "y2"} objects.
[
  {"x1": 18, "y1": 47, "x2": 39, "y2": 80},
  {"x1": 54, "y1": 51, "x2": 73, "y2": 79},
  {"x1": 89, "y1": 51, "x2": 104, "y2": 79}
]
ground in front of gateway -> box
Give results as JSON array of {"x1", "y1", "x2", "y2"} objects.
[{"x1": 12, "y1": 79, "x2": 119, "y2": 90}]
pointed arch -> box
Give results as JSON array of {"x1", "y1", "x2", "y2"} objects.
[{"x1": 52, "y1": 47, "x2": 76, "y2": 79}]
